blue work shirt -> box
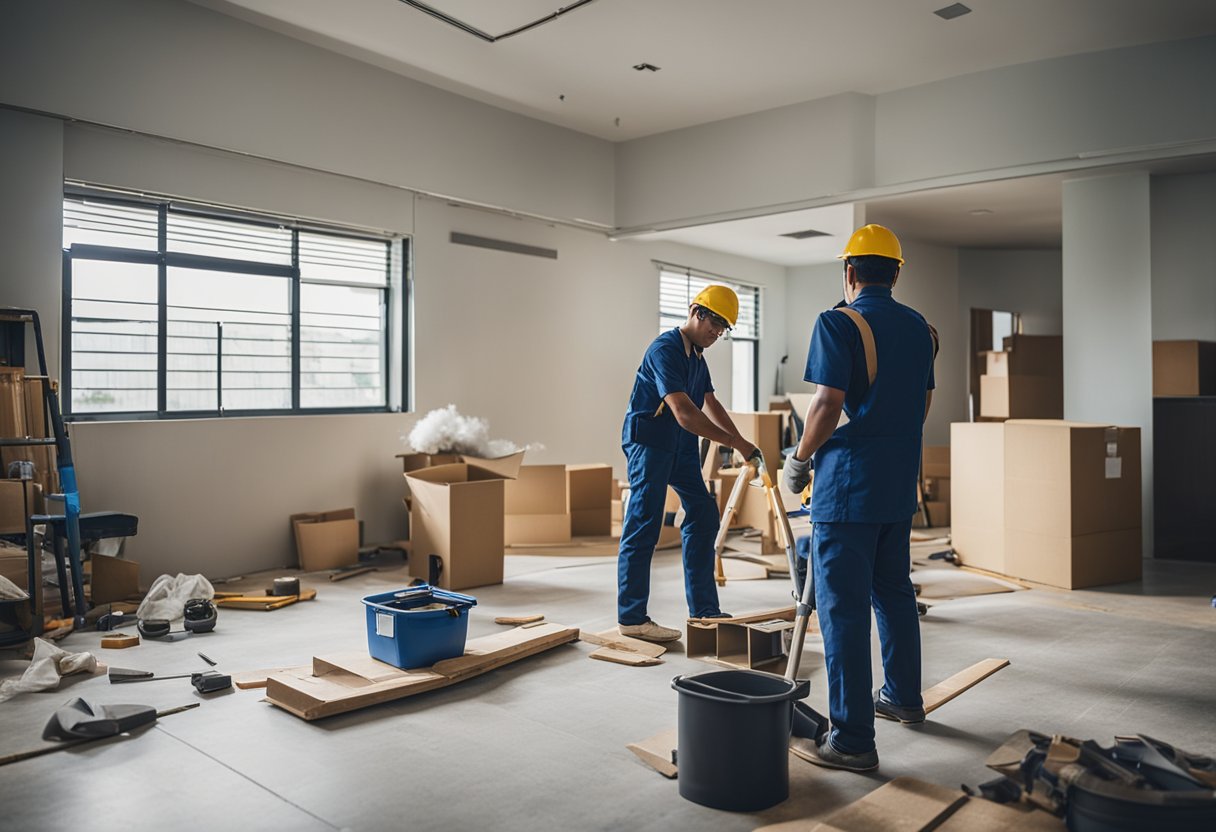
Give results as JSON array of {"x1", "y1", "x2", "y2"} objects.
[
  {"x1": 804, "y1": 285, "x2": 935, "y2": 523},
  {"x1": 622, "y1": 328, "x2": 714, "y2": 453}
]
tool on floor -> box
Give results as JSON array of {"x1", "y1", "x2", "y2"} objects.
[
  {"x1": 0, "y1": 699, "x2": 199, "y2": 768},
  {"x1": 96, "y1": 609, "x2": 135, "y2": 631},
  {"x1": 330, "y1": 565, "x2": 377, "y2": 582},
  {"x1": 271, "y1": 577, "x2": 300, "y2": 596},
  {"x1": 197, "y1": 651, "x2": 216, "y2": 666},
  {"x1": 108, "y1": 666, "x2": 232, "y2": 693}
]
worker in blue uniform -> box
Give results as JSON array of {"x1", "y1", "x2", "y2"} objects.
[
  {"x1": 783, "y1": 224, "x2": 937, "y2": 771},
  {"x1": 617, "y1": 285, "x2": 758, "y2": 643}
]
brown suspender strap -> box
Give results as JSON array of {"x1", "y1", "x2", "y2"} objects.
[{"x1": 837, "y1": 307, "x2": 878, "y2": 386}]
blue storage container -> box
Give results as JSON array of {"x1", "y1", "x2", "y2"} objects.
[{"x1": 362, "y1": 586, "x2": 478, "y2": 669}]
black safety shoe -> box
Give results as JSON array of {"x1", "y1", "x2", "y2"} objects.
[
  {"x1": 874, "y1": 691, "x2": 926, "y2": 724},
  {"x1": 790, "y1": 735, "x2": 879, "y2": 772}
]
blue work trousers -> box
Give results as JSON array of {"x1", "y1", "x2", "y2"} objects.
[
  {"x1": 811, "y1": 519, "x2": 921, "y2": 754},
  {"x1": 617, "y1": 441, "x2": 721, "y2": 624}
]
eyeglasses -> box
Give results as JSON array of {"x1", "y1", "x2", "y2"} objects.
[{"x1": 697, "y1": 308, "x2": 732, "y2": 332}]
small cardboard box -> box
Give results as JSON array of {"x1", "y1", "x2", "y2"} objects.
[
  {"x1": 1152, "y1": 340, "x2": 1216, "y2": 397},
  {"x1": 89, "y1": 554, "x2": 141, "y2": 604},
  {"x1": 504, "y1": 465, "x2": 571, "y2": 545},
  {"x1": 291, "y1": 508, "x2": 359, "y2": 572},
  {"x1": 405, "y1": 463, "x2": 513, "y2": 590},
  {"x1": 924, "y1": 501, "x2": 950, "y2": 527},
  {"x1": 1003, "y1": 420, "x2": 1141, "y2": 589},
  {"x1": 923, "y1": 476, "x2": 950, "y2": 503},
  {"x1": 0, "y1": 479, "x2": 38, "y2": 535},
  {"x1": 1000, "y1": 334, "x2": 1064, "y2": 376},
  {"x1": 727, "y1": 411, "x2": 783, "y2": 472},
  {"x1": 921, "y1": 446, "x2": 950, "y2": 480},
  {"x1": 950, "y1": 422, "x2": 1007, "y2": 574},
  {"x1": 979, "y1": 374, "x2": 1064, "y2": 420},
  {"x1": 566, "y1": 464, "x2": 612, "y2": 536}
]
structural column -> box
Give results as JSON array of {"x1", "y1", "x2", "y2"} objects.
[{"x1": 1061, "y1": 172, "x2": 1153, "y2": 555}]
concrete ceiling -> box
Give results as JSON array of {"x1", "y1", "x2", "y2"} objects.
[{"x1": 190, "y1": 0, "x2": 1216, "y2": 141}]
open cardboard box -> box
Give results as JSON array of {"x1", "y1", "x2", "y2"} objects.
[
  {"x1": 405, "y1": 462, "x2": 516, "y2": 590},
  {"x1": 397, "y1": 450, "x2": 525, "y2": 479}
]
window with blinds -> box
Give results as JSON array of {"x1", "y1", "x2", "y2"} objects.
[
  {"x1": 657, "y1": 268, "x2": 761, "y2": 411},
  {"x1": 62, "y1": 191, "x2": 397, "y2": 418}
]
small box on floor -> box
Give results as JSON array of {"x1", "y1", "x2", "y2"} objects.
[
  {"x1": 291, "y1": 508, "x2": 359, "y2": 572},
  {"x1": 567, "y1": 464, "x2": 612, "y2": 536}
]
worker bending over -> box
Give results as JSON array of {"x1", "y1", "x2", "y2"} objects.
[
  {"x1": 617, "y1": 285, "x2": 758, "y2": 643},
  {"x1": 784, "y1": 225, "x2": 937, "y2": 771}
]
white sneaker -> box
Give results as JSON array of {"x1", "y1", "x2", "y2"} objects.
[{"x1": 619, "y1": 619, "x2": 682, "y2": 643}]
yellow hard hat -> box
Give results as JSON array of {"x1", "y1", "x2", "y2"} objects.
[
  {"x1": 691, "y1": 285, "x2": 739, "y2": 327},
  {"x1": 838, "y1": 224, "x2": 905, "y2": 265}
]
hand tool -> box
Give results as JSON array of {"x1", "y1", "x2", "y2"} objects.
[
  {"x1": 108, "y1": 666, "x2": 232, "y2": 693},
  {"x1": 0, "y1": 699, "x2": 199, "y2": 768}
]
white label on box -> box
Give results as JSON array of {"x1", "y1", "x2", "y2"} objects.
[
  {"x1": 376, "y1": 611, "x2": 394, "y2": 638},
  {"x1": 1105, "y1": 457, "x2": 1122, "y2": 479},
  {"x1": 1106, "y1": 441, "x2": 1118, "y2": 457}
]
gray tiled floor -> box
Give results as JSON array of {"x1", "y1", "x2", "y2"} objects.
[{"x1": 1, "y1": 550, "x2": 1213, "y2": 831}]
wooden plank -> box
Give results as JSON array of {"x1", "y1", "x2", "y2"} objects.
[
  {"x1": 923, "y1": 658, "x2": 1010, "y2": 714},
  {"x1": 626, "y1": 729, "x2": 678, "y2": 779},
  {"x1": 214, "y1": 589, "x2": 316, "y2": 610},
  {"x1": 232, "y1": 666, "x2": 312, "y2": 689},
  {"x1": 589, "y1": 647, "x2": 663, "y2": 667},
  {"x1": 494, "y1": 614, "x2": 544, "y2": 625},
  {"x1": 580, "y1": 629, "x2": 667, "y2": 665},
  {"x1": 688, "y1": 606, "x2": 794, "y2": 625},
  {"x1": 264, "y1": 623, "x2": 578, "y2": 720}
]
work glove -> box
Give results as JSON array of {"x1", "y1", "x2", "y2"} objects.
[{"x1": 783, "y1": 453, "x2": 813, "y2": 495}]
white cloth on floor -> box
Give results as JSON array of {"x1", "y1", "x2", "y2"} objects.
[
  {"x1": 0, "y1": 637, "x2": 98, "y2": 704},
  {"x1": 0, "y1": 573, "x2": 28, "y2": 600},
  {"x1": 136, "y1": 573, "x2": 215, "y2": 622}
]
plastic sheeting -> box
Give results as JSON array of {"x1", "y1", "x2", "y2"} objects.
[
  {"x1": 135, "y1": 573, "x2": 215, "y2": 622},
  {"x1": 0, "y1": 638, "x2": 98, "y2": 704},
  {"x1": 0, "y1": 574, "x2": 28, "y2": 601}
]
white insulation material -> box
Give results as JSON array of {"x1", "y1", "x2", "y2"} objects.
[{"x1": 406, "y1": 405, "x2": 536, "y2": 457}]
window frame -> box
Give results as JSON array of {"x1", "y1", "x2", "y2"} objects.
[
  {"x1": 61, "y1": 188, "x2": 406, "y2": 422},
  {"x1": 656, "y1": 264, "x2": 762, "y2": 412}
]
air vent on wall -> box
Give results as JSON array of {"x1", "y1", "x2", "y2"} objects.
[
  {"x1": 779, "y1": 229, "x2": 830, "y2": 240},
  {"x1": 450, "y1": 232, "x2": 557, "y2": 260}
]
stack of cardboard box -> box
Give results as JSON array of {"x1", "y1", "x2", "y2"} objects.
[
  {"x1": 979, "y1": 334, "x2": 1063, "y2": 420},
  {"x1": 952, "y1": 420, "x2": 1142, "y2": 589},
  {"x1": 921, "y1": 445, "x2": 951, "y2": 527},
  {"x1": 0, "y1": 368, "x2": 54, "y2": 536},
  {"x1": 1152, "y1": 340, "x2": 1216, "y2": 396}
]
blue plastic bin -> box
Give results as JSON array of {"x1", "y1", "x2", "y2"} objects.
[{"x1": 362, "y1": 586, "x2": 478, "y2": 669}]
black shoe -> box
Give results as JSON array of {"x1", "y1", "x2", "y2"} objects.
[
  {"x1": 790, "y1": 735, "x2": 878, "y2": 772},
  {"x1": 874, "y1": 691, "x2": 925, "y2": 724}
]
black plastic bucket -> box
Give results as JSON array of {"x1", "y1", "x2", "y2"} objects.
[{"x1": 672, "y1": 669, "x2": 810, "y2": 812}]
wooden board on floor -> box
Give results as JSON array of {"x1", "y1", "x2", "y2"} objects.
[
  {"x1": 923, "y1": 658, "x2": 1010, "y2": 714},
  {"x1": 626, "y1": 728, "x2": 678, "y2": 779},
  {"x1": 214, "y1": 589, "x2": 316, "y2": 610},
  {"x1": 582, "y1": 629, "x2": 666, "y2": 666},
  {"x1": 263, "y1": 623, "x2": 578, "y2": 719}
]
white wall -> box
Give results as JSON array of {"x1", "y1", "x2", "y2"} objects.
[
  {"x1": 958, "y1": 249, "x2": 1063, "y2": 337},
  {"x1": 1062, "y1": 173, "x2": 1154, "y2": 553},
  {"x1": 0, "y1": 0, "x2": 614, "y2": 227},
  {"x1": 0, "y1": 110, "x2": 64, "y2": 374},
  {"x1": 615, "y1": 36, "x2": 1216, "y2": 230},
  {"x1": 1151, "y1": 171, "x2": 1216, "y2": 340}
]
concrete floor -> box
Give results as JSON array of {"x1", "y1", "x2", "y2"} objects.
[{"x1": 1, "y1": 546, "x2": 1214, "y2": 831}]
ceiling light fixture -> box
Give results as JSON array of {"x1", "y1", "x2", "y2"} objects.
[
  {"x1": 780, "y1": 229, "x2": 830, "y2": 240},
  {"x1": 934, "y1": 3, "x2": 972, "y2": 20},
  {"x1": 633, "y1": 62, "x2": 661, "y2": 72},
  {"x1": 398, "y1": 0, "x2": 600, "y2": 44}
]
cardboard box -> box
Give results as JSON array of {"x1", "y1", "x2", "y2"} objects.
[
  {"x1": 1003, "y1": 420, "x2": 1141, "y2": 588},
  {"x1": 291, "y1": 508, "x2": 359, "y2": 572},
  {"x1": 924, "y1": 501, "x2": 950, "y2": 526},
  {"x1": 504, "y1": 465, "x2": 570, "y2": 545},
  {"x1": 396, "y1": 450, "x2": 525, "y2": 479},
  {"x1": 90, "y1": 554, "x2": 141, "y2": 604},
  {"x1": 950, "y1": 422, "x2": 1007, "y2": 574},
  {"x1": 727, "y1": 411, "x2": 783, "y2": 472},
  {"x1": 980, "y1": 374, "x2": 1063, "y2": 420},
  {"x1": 566, "y1": 464, "x2": 612, "y2": 536},
  {"x1": 0, "y1": 479, "x2": 38, "y2": 535},
  {"x1": 1153, "y1": 340, "x2": 1216, "y2": 397},
  {"x1": 983, "y1": 350, "x2": 1009, "y2": 377},
  {"x1": 1000, "y1": 334, "x2": 1064, "y2": 376},
  {"x1": 405, "y1": 463, "x2": 513, "y2": 590},
  {"x1": 923, "y1": 476, "x2": 950, "y2": 503},
  {"x1": 922, "y1": 446, "x2": 950, "y2": 479}
]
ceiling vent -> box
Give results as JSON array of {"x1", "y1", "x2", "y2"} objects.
[
  {"x1": 780, "y1": 229, "x2": 830, "y2": 240},
  {"x1": 934, "y1": 3, "x2": 972, "y2": 20},
  {"x1": 450, "y1": 232, "x2": 557, "y2": 260}
]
